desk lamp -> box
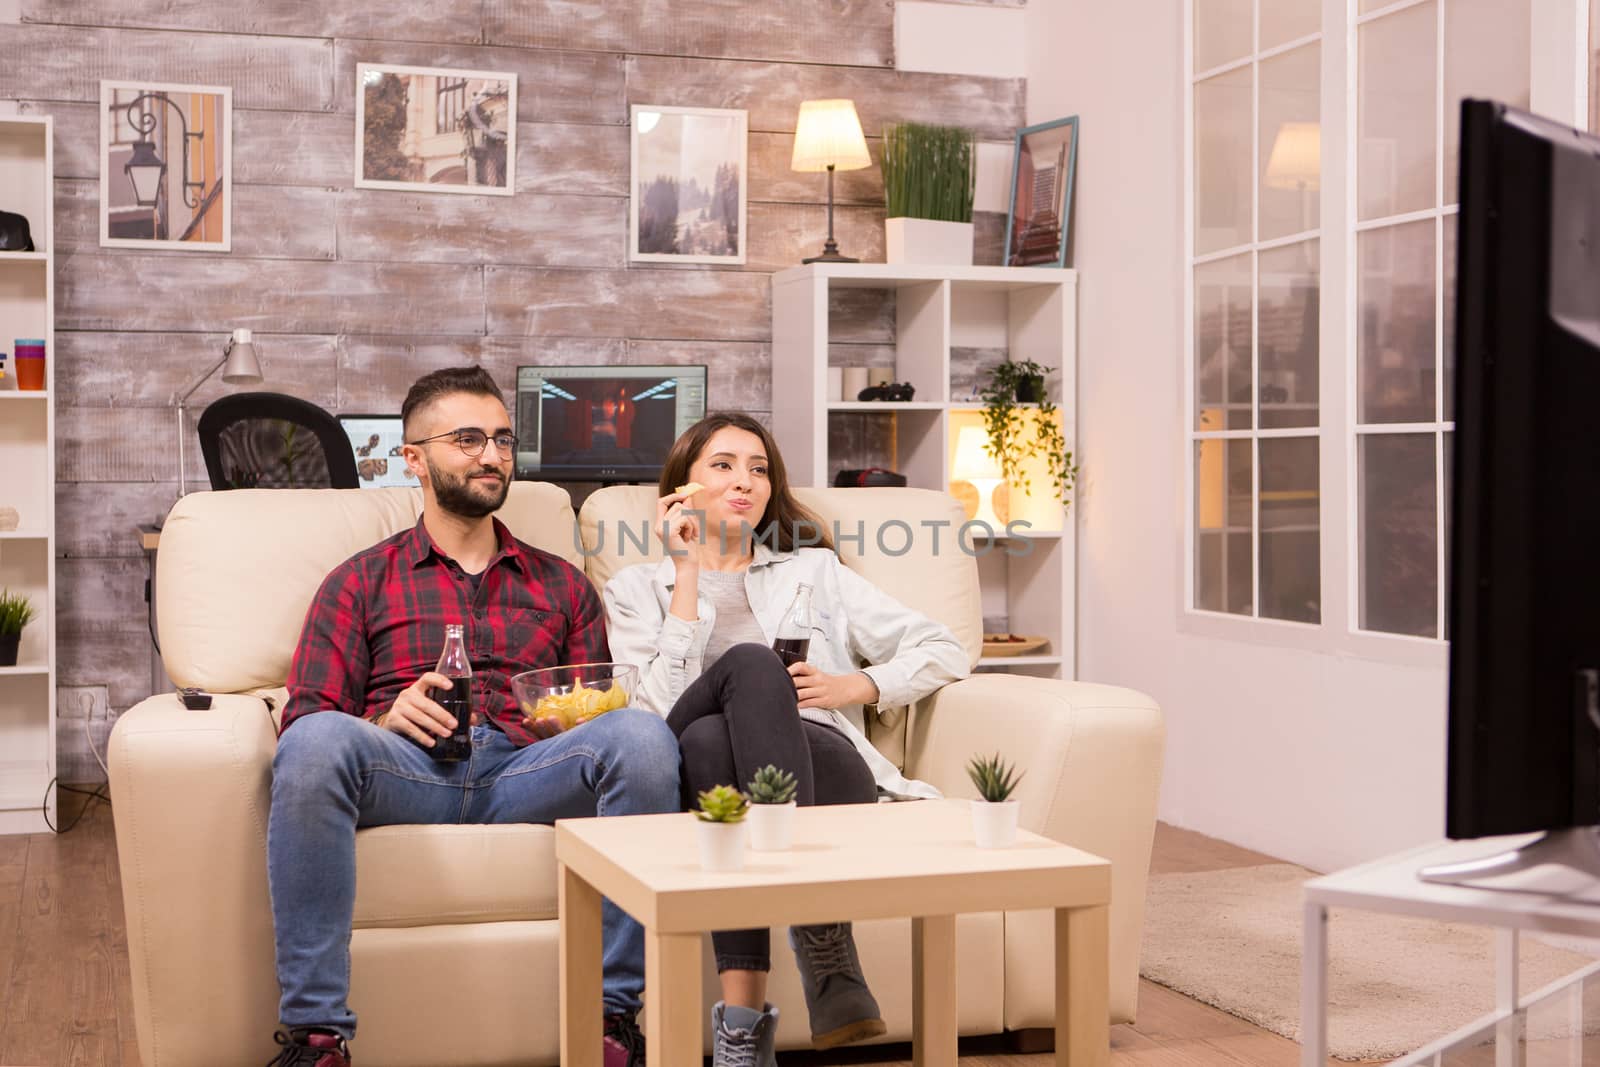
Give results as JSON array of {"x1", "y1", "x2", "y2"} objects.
[
  {"x1": 177, "y1": 328, "x2": 263, "y2": 495},
  {"x1": 791, "y1": 99, "x2": 872, "y2": 263}
]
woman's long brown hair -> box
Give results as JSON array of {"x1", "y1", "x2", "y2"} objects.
[{"x1": 658, "y1": 412, "x2": 833, "y2": 552}]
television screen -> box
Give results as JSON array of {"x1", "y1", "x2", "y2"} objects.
[
  {"x1": 336, "y1": 415, "x2": 418, "y2": 490},
  {"x1": 1445, "y1": 100, "x2": 1600, "y2": 842},
  {"x1": 513, "y1": 365, "x2": 708, "y2": 482}
]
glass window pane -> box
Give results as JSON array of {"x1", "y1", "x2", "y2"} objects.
[
  {"x1": 1195, "y1": 439, "x2": 1254, "y2": 615},
  {"x1": 1358, "y1": 3, "x2": 1438, "y2": 220},
  {"x1": 1442, "y1": 429, "x2": 1453, "y2": 640},
  {"x1": 1196, "y1": 65, "x2": 1254, "y2": 255},
  {"x1": 1195, "y1": 0, "x2": 1253, "y2": 72},
  {"x1": 1360, "y1": 433, "x2": 1439, "y2": 637},
  {"x1": 1260, "y1": 44, "x2": 1321, "y2": 241},
  {"x1": 1259, "y1": 240, "x2": 1319, "y2": 429},
  {"x1": 1442, "y1": 213, "x2": 1457, "y2": 421},
  {"x1": 1195, "y1": 253, "x2": 1254, "y2": 431},
  {"x1": 1358, "y1": 220, "x2": 1436, "y2": 424},
  {"x1": 1261, "y1": 0, "x2": 1319, "y2": 51},
  {"x1": 1443, "y1": 0, "x2": 1531, "y2": 206},
  {"x1": 1260, "y1": 436, "x2": 1320, "y2": 623}
]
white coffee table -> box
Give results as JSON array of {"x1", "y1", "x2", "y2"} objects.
[{"x1": 556, "y1": 798, "x2": 1112, "y2": 1067}]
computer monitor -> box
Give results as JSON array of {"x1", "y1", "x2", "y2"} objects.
[
  {"x1": 1419, "y1": 100, "x2": 1600, "y2": 886},
  {"x1": 513, "y1": 365, "x2": 707, "y2": 482},
  {"x1": 336, "y1": 414, "x2": 419, "y2": 490}
]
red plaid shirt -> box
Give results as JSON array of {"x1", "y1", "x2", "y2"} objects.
[{"x1": 281, "y1": 516, "x2": 610, "y2": 746}]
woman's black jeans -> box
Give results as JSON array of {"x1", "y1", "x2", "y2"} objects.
[{"x1": 666, "y1": 642, "x2": 877, "y2": 972}]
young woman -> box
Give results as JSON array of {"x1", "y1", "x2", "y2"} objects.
[{"x1": 603, "y1": 413, "x2": 969, "y2": 1065}]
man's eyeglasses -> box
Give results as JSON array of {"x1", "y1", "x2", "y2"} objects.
[{"x1": 407, "y1": 428, "x2": 519, "y2": 458}]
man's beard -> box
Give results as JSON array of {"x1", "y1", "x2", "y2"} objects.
[{"x1": 428, "y1": 459, "x2": 510, "y2": 519}]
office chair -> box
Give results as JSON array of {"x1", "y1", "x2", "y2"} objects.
[{"x1": 196, "y1": 392, "x2": 360, "y2": 490}]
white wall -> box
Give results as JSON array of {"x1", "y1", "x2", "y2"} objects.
[{"x1": 1024, "y1": 0, "x2": 1449, "y2": 874}]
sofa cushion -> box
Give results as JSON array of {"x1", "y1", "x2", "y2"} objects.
[
  {"x1": 352, "y1": 823, "x2": 558, "y2": 927},
  {"x1": 577, "y1": 485, "x2": 983, "y2": 666},
  {"x1": 156, "y1": 483, "x2": 580, "y2": 693}
]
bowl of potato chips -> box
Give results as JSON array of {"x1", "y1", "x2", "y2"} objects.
[{"x1": 511, "y1": 663, "x2": 638, "y2": 733}]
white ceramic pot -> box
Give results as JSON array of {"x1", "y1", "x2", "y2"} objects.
[
  {"x1": 747, "y1": 802, "x2": 797, "y2": 852},
  {"x1": 971, "y1": 799, "x2": 1021, "y2": 848},
  {"x1": 885, "y1": 218, "x2": 974, "y2": 266},
  {"x1": 696, "y1": 818, "x2": 748, "y2": 872}
]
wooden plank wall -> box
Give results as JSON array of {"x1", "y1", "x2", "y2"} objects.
[{"x1": 5, "y1": 0, "x2": 1025, "y2": 779}]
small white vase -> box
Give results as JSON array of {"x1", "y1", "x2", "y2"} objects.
[
  {"x1": 885, "y1": 218, "x2": 974, "y2": 266},
  {"x1": 747, "y1": 802, "x2": 797, "y2": 852},
  {"x1": 697, "y1": 819, "x2": 748, "y2": 872},
  {"x1": 971, "y1": 799, "x2": 1021, "y2": 848}
]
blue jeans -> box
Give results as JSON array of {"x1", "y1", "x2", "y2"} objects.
[{"x1": 268, "y1": 707, "x2": 681, "y2": 1039}]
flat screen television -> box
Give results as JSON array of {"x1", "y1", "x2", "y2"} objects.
[
  {"x1": 513, "y1": 365, "x2": 708, "y2": 482},
  {"x1": 1422, "y1": 100, "x2": 1600, "y2": 884}
]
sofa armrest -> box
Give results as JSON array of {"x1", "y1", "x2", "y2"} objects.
[
  {"x1": 905, "y1": 674, "x2": 1165, "y2": 1025},
  {"x1": 109, "y1": 693, "x2": 282, "y2": 1067}
]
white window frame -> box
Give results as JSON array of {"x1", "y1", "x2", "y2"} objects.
[{"x1": 1180, "y1": 0, "x2": 1590, "y2": 666}]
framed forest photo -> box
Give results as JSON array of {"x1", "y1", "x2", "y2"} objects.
[{"x1": 630, "y1": 105, "x2": 747, "y2": 264}]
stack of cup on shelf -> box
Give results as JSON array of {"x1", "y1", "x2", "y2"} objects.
[{"x1": 14, "y1": 339, "x2": 45, "y2": 391}]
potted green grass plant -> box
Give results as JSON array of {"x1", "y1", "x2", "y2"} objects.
[
  {"x1": 881, "y1": 121, "x2": 976, "y2": 265},
  {"x1": 967, "y1": 752, "x2": 1024, "y2": 848},
  {"x1": 0, "y1": 588, "x2": 35, "y2": 667},
  {"x1": 695, "y1": 784, "x2": 750, "y2": 871},
  {"x1": 746, "y1": 764, "x2": 799, "y2": 852}
]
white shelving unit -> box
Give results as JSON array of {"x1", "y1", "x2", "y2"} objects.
[
  {"x1": 0, "y1": 115, "x2": 56, "y2": 834},
  {"x1": 771, "y1": 262, "x2": 1077, "y2": 678}
]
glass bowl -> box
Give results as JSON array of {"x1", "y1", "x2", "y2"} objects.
[{"x1": 511, "y1": 662, "x2": 638, "y2": 732}]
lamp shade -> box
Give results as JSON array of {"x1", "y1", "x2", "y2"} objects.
[
  {"x1": 1264, "y1": 121, "x2": 1321, "y2": 190},
  {"x1": 951, "y1": 426, "x2": 1003, "y2": 482},
  {"x1": 221, "y1": 328, "x2": 264, "y2": 385},
  {"x1": 791, "y1": 99, "x2": 871, "y2": 173}
]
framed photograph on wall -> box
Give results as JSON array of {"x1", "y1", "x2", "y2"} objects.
[
  {"x1": 354, "y1": 63, "x2": 517, "y2": 195},
  {"x1": 100, "y1": 80, "x2": 232, "y2": 251},
  {"x1": 630, "y1": 105, "x2": 747, "y2": 264},
  {"x1": 1002, "y1": 115, "x2": 1079, "y2": 269}
]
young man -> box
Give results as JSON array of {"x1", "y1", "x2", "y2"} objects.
[{"x1": 266, "y1": 367, "x2": 678, "y2": 1067}]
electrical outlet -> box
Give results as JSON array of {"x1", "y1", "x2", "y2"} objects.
[
  {"x1": 57, "y1": 685, "x2": 113, "y2": 785},
  {"x1": 58, "y1": 685, "x2": 110, "y2": 721}
]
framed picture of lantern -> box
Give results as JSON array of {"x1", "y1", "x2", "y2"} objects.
[{"x1": 100, "y1": 80, "x2": 232, "y2": 250}]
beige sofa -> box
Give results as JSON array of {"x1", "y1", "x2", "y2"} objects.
[{"x1": 109, "y1": 482, "x2": 1164, "y2": 1067}]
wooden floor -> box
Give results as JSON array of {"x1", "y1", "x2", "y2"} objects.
[{"x1": 0, "y1": 794, "x2": 1341, "y2": 1066}]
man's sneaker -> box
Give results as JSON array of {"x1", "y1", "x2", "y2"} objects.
[
  {"x1": 266, "y1": 1029, "x2": 351, "y2": 1067},
  {"x1": 789, "y1": 922, "x2": 888, "y2": 1049},
  {"x1": 603, "y1": 1012, "x2": 646, "y2": 1067},
  {"x1": 711, "y1": 1001, "x2": 779, "y2": 1067}
]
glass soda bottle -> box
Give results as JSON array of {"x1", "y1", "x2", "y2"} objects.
[
  {"x1": 773, "y1": 582, "x2": 815, "y2": 667},
  {"x1": 430, "y1": 624, "x2": 473, "y2": 762}
]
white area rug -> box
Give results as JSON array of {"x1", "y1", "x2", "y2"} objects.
[{"x1": 1140, "y1": 863, "x2": 1600, "y2": 1061}]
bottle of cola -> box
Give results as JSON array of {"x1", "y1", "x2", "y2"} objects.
[
  {"x1": 773, "y1": 582, "x2": 815, "y2": 667},
  {"x1": 429, "y1": 624, "x2": 473, "y2": 762}
]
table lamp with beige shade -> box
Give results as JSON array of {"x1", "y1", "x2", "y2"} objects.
[
  {"x1": 791, "y1": 98, "x2": 872, "y2": 263},
  {"x1": 950, "y1": 424, "x2": 1008, "y2": 528},
  {"x1": 1264, "y1": 120, "x2": 1320, "y2": 233}
]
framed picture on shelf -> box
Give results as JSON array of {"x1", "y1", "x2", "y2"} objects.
[
  {"x1": 630, "y1": 104, "x2": 747, "y2": 264},
  {"x1": 354, "y1": 63, "x2": 517, "y2": 195},
  {"x1": 1002, "y1": 115, "x2": 1079, "y2": 269},
  {"x1": 99, "y1": 80, "x2": 232, "y2": 251}
]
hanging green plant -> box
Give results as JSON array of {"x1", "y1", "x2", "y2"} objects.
[{"x1": 978, "y1": 359, "x2": 1079, "y2": 511}]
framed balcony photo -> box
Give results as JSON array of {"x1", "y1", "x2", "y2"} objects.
[
  {"x1": 630, "y1": 105, "x2": 747, "y2": 264},
  {"x1": 100, "y1": 80, "x2": 232, "y2": 251},
  {"x1": 355, "y1": 63, "x2": 517, "y2": 195},
  {"x1": 1003, "y1": 115, "x2": 1079, "y2": 269}
]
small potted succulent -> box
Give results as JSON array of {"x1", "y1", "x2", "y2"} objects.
[
  {"x1": 0, "y1": 588, "x2": 36, "y2": 667},
  {"x1": 746, "y1": 764, "x2": 799, "y2": 852},
  {"x1": 967, "y1": 752, "x2": 1024, "y2": 848},
  {"x1": 695, "y1": 784, "x2": 750, "y2": 872}
]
